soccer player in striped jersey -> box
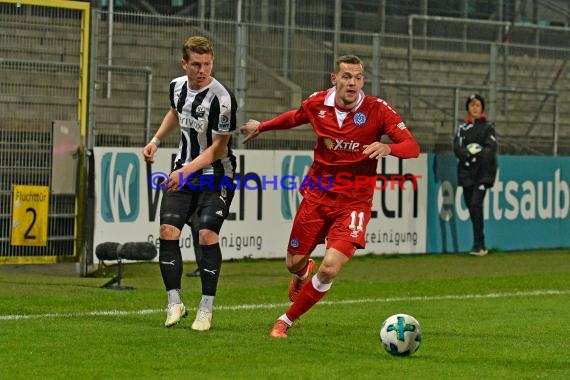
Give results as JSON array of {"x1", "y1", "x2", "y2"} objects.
[
  {"x1": 143, "y1": 36, "x2": 237, "y2": 331},
  {"x1": 240, "y1": 54, "x2": 420, "y2": 338}
]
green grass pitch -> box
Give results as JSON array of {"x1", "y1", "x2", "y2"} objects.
[{"x1": 0, "y1": 249, "x2": 569, "y2": 379}]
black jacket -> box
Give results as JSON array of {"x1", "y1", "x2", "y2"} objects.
[{"x1": 453, "y1": 115, "x2": 498, "y2": 188}]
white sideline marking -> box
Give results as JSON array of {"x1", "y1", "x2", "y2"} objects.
[{"x1": 1, "y1": 289, "x2": 569, "y2": 321}]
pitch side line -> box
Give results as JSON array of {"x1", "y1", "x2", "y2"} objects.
[{"x1": 1, "y1": 289, "x2": 569, "y2": 321}]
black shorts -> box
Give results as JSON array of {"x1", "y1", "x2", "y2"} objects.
[{"x1": 160, "y1": 179, "x2": 235, "y2": 233}]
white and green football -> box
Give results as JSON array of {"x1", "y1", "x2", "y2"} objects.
[{"x1": 379, "y1": 313, "x2": 422, "y2": 356}]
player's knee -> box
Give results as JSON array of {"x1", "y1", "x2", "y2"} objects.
[
  {"x1": 160, "y1": 211, "x2": 186, "y2": 237},
  {"x1": 198, "y1": 229, "x2": 218, "y2": 245},
  {"x1": 317, "y1": 263, "x2": 339, "y2": 283},
  {"x1": 286, "y1": 254, "x2": 308, "y2": 273},
  {"x1": 285, "y1": 261, "x2": 297, "y2": 274},
  {"x1": 159, "y1": 224, "x2": 181, "y2": 240}
]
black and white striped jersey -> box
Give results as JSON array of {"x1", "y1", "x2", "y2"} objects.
[{"x1": 169, "y1": 75, "x2": 237, "y2": 179}]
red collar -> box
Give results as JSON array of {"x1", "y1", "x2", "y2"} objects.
[{"x1": 465, "y1": 114, "x2": 487, "y2": 123}]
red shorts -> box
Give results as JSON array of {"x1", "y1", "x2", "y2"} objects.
[{"x1": 287, "y1": 199, "x2": 372, "y2": 258}]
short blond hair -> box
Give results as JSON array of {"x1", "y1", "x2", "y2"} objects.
[{"x1": 182, "y1": 36, "x2": 214, "y2": 60}]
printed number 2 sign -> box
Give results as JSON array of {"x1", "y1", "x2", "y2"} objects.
[{"x1": 11, "y1": 185, "x2": 49, "y2": 246}]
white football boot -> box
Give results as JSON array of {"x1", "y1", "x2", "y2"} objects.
[
  {"x1": 191, "y1": 308, "x2": 213, "y2": 331},
  {"x1": 164, "y1": 303, "x2": 187, "y2": 327}
]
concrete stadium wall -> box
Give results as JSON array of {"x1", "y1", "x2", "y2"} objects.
[{"x1": 1, "y1": 11, "x2": 569, "y2": 155}]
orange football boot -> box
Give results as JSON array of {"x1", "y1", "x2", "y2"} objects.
[{"x1": 269, "y1": 319, "x2": 290, "y2": 338}]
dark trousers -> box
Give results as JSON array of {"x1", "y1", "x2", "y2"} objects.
[{"x1": 462, "y1": 185, "x2": 487, "y2": 250}]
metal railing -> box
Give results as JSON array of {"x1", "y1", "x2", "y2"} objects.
[{"x1": 1, "y1": 2, "x2": 569, "y2": 262}]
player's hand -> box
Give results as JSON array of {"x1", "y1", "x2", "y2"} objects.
[
  {"x1": 165, "y1": 168, "x2": 182, "y2": 192},
  {"x1": 363, "y1": 142, "x2": 391, "y2": 159},
  {"x1": 239, "y1": 119, "x2": 261, "y2": 144},
  {"x1": 142, "y1": 143, "x2": 157, "y2": 164}
]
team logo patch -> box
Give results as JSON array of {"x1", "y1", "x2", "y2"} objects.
[
  {"x1": 354, "y1": 112, "x2": 366, "y2": 126},
  {"x1": 196, "y1": 105, "x2": 206, "y2": 118},
  {"x1": 397, "y1": 122, "x2": 407, "y2": 130},
  {"x1": 290, "y1": 238, "x2": 299, "y2": 249}
]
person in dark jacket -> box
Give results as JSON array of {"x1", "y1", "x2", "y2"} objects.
[{"x1": 453, "y1": 94, "x2": 498, "y2": 256}]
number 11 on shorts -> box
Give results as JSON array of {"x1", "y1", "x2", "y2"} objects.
[{"x1": 349, "y1": 210, "x2": 364, "y2": 236}]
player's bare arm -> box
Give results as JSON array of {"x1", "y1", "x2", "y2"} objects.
[
  {"x1": 240, "y1": 111, "x2": 305, "y2": 144},
  {"x1": 239, "y1": 119, "x2": 261, "y2": 144},
  {"x1": 362, "y1": 142, "x2": 392, "y2": 159},
  {"x1": 143, "y1": 108, "x2": 179, "y2": 163}
]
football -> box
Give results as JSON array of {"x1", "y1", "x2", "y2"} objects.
[{"x1": 379, "y1": 313, "x2": 422, "y2": 356}]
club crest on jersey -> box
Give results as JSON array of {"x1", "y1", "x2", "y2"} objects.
[
  {"x1": 353, "y1": 112, "x2": 366, "y2": 126},
  {"x1": 196, "y1": 105, "x2": 206, "y2": 118}
]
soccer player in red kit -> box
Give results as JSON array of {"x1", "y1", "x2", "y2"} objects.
[{"x1": 240, "y1": 54, "x2": 420, "y2": 338}]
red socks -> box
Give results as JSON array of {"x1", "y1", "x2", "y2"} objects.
[{"x1": 286, "y1": 276, "x2": 329, "y2": 322}]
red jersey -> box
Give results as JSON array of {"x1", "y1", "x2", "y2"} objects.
[{"x1": 259, "y1": 88, "x2": 419, "y2": 206}]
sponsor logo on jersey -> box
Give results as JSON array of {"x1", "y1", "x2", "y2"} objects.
[
  {"x1": 179, "y1": 113, "x2": 208, "y2": 133},
  {"x1": 324, "y1": 138, "x2": 360, "y2": 151},
  {"x1": 100, "y1": 152, "x2": 140, "y2": 222},
  {"x1": 354, "y1": 112, "x2": 366, "y2": 126}
]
